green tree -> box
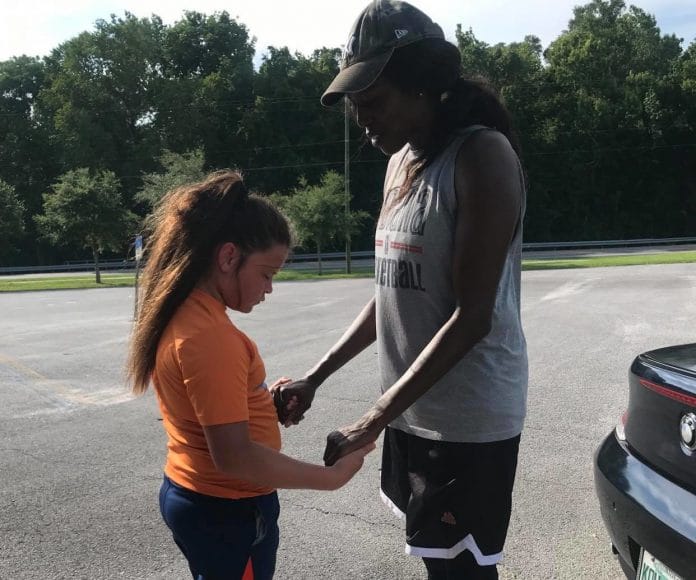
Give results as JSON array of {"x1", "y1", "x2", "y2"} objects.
[
  {"x1": 157, "y1": 12, "x2": 255, "y2": 170},
  {"x1": 0, "y1": 179, "x2": 25, "y2": 263},
  {"x1": 672, "y1": 41, "x2": 696, "y2": 221},
  {"x1": 135, "y1": 149, "x2": 207, "y2": 209},
  {"x1": 35, "y1": 168, "x2": 137, "y2": 282},
  {"x1": 518, "y1": 0, "x2": 689, "y2": 241},
  {"x1": 38, "y1": 13, "x2": 166, "y2": 198},
  {"x1": 455, "y1": 26, "x2": 547, "y2": 158},
  {"x1": 0, "y1": 56, "x2": 58, "y2": 263},
  {"x1": 276, "y1": 171, "x2": 368, "y2": 274},
  {"x1": 1, "y1": 0, "x2": 693, "y2": 263},
  {"x1": 239, "y1": 47, "x2": 346, "y2": 193}
]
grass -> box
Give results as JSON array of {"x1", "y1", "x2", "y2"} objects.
[
  {"x1": 0, "y1": 268, "x2": 374, "y2": 292},
  {"x1": 0, "y1": 274, "x2": 136, "y2": 292},
  {"x1": 275, "y1": 267, "x2": 373, "y2": 281},
  {"x1": 522, "y1": 250, "x2": 696, "y2": 270},
  {"x1": 2, "y1": 251, "x2": 695, "y2": 292}
]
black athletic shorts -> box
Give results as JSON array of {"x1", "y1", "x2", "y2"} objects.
[{"x1": 380, "y1": 427, "x2": 520, "y2": 566}]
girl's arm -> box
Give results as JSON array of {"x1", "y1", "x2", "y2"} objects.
[{"x1": 203, "y1": 421, "x2": 374, "y2": 490}]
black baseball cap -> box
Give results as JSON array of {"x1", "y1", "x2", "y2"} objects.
[{"x1": 321, "y1": 0, "x2": 445, "y2": 106}]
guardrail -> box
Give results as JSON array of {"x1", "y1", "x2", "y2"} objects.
[
  {"x1": 521, "y1": 237, "x2": 696, "y2": 251},
  {"x1": 286, "y1": 250, "x2": 375, "y2": 262},
  {"x1": 0, "y1": 260, "x2": 133, "y2": 275},
  {"x1": 1, "y1": 237, "x2": 695, "y2": 275}
]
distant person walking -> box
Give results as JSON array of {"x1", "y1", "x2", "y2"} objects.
[
  {"x1": 276, "y1": 2, "x2": 528, "y2": 578},
  {"x1": 126, "y1": 171, "x2": 374, "y2": 580}
]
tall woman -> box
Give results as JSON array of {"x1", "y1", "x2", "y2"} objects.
[
  {"x1": 127, "y1": 171, "x2": 373, "y2": 580},
  {"x1": 278, "y1": 2, "x2": 528, "y2": 578}
]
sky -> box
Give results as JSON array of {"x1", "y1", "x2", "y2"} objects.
[{"x1": 1, "y1": 0, "x2": 695, "y2": 65}]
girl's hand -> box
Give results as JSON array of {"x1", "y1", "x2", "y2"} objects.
[
  {"x1": 326, "y1": 442, "x2": 376, "y2": 489},
  {"x1": 269, "y1": 377, "x2": 292, "y2": 423},
  {"x1": 269, "y1": 376, "x2": 292, "y2": 391}
]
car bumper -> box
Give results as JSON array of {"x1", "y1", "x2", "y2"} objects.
[{"x1": 593, "y1": 432, "x2": 696, "y2": 578}]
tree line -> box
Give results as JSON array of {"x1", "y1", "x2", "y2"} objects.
[{"x1": 0, "y1": 0, "x2": 694, "y2": 268}]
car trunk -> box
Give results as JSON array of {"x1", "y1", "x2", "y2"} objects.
[{"x1": 626, "y1": 343, "x2": 696, "y2": 494}]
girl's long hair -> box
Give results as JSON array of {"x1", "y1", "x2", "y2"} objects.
[
  {"x1": 126, "y1": 170, "x2": 291, "y2": 395},
  {"x1": 380, "y1": 38, "x2": 521, "y2": 206}
]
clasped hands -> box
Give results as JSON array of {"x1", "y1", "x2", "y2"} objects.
[{"x1": 269, "y1": 377, "x2": 378, "y2": 466}]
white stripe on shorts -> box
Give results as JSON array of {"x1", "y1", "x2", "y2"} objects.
[
  {"x1": 406, "y1": 534, "x2": 502, "y2": 565},
  {"x1": 379, "y1": 487, "x2": 502, "y2": 566}
]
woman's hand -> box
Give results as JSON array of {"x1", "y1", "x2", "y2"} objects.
[
  {"x1": 323, "y1": 421, "x2": 380, "y2": 467},
  {"x1": 274, "y1": 377, "x2": 319, "y2": 427}
]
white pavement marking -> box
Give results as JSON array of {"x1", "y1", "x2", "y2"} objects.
[
  {"x1": 539, "y1": 279, "x2": 596, "y2": 303},
  {"x1": 0, "y1": 352, "x2": 134, "y2": 418}
]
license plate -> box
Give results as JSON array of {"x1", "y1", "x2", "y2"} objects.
[{"x1": 637, "y1": 549, "x2": 683, "y2": 580}]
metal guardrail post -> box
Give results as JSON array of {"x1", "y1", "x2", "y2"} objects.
[{"x1": 133, "y1": 235, "x2": 143, "y2": 320}]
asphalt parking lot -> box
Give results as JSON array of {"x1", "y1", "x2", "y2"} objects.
[{"x1": 1, "y1": 263, "x2": 695, "y2": 579}]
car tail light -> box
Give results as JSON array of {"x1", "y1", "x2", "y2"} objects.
[
  {"x1": 639, "y1": 378, "x2": 696, "y2": 407},
  {"x1": 615, "y1": 410, "x2": 627, "y2": 442}
]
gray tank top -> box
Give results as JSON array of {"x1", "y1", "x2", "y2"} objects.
[{"x1": 374, "y1": 126, "x2": 528, "y2": 442}]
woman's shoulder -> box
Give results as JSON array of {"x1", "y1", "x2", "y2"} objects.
[
  {"x1": 454, "y1": 127, "x2": 519, "y2": 170},
  {"x1": 451, "y1": 125, "x2": 512, "y2": 150},
  {"x1": 453, "y1": 128, "x2": 525, "y2": 208},
  {"x1": 453, "y1": 124, "x2": 491, "y2": 138}
]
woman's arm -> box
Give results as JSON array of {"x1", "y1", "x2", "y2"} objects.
[
  {"x1": 304, "y1": 297, "x2": 376, "y2": 386},
  {"x1": 275, "y1": 297, "x2": 376, "y2": 425},
  {"x1": 203, "y1": 421, "x2": 374, "y2": 490},
  {"x1": 324, "y1": 131, "x2": 523, "y2": 465}
]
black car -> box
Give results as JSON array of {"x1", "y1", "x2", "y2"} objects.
[{"x1": 594, "y1": 343, "x2": 696, "y2": 579}]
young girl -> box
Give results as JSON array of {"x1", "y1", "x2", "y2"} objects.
[{"x1": 126, "y1": 170, "x2": 374, "y2": 580}]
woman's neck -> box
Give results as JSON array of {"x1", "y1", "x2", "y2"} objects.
[{"x1": 408, "y1": 105, "x2": 441, "y2": 153}]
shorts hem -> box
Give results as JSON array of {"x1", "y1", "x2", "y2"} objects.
[{"x1": 405, "y1": 534, "x2": 502, "y2": 565}]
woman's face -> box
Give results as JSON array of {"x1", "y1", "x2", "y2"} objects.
[
  {"x1": 218, "y1": 243, "x2": 289, "y2": 313},
  {"x1": 349, "y1": 77, "x2": 432, "y2": 155}
]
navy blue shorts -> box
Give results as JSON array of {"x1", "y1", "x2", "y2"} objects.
[
  {"x1": 380, "y1": 427, "x2": 520, "y2": 578},
  {"x1": 159, "y1": 475, "x2": 280, "y2": 580}
]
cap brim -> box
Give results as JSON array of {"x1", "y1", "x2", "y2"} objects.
[{"x1": 320, "y1": 49, "x2": 394, "y2": 107}]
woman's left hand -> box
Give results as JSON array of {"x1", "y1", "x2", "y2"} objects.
[{"x1": 323, "y1": 422, "x2": 379, "y2": 466}]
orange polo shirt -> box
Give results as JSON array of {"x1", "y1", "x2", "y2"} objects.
[{"x1": 152, "y1": 288, "x2": 281, "y2": 499}]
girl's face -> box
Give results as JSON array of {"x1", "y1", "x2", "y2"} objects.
[
  {"x1": 214, "y1": 243, "x2": 289, "y2": 313},
  {"x1": 349, "y1": 77, "x2": 433, "y2": 155}
]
